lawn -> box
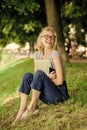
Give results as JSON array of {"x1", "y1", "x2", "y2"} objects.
[{"x1": 0, "y1": 58, "x2": 87, "y2": 130}]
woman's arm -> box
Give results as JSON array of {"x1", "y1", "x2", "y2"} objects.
[{"x1": 52, "y1": 55, "x2": 64, "y2": 86}]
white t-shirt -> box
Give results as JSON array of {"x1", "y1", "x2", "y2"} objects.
[{"x1": 34, "y1": 50, "x2": 66, "y2": 79}]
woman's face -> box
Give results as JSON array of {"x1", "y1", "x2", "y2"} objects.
[{"x1": 41, "y1": 30, "x2": 56, "y2": 49}]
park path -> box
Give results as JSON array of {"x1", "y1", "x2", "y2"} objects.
[{"x1": 69, "y1": 58, "x2": 87, "y2": 63}]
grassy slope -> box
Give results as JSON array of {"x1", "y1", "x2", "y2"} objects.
[
  {"x1": 0, "y1": 58, "x2": 34, "y2": 105},
  {"x1": 0, "y1": 59, "x2": 87, "y2": 130}
]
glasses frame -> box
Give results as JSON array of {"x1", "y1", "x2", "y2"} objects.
[{"x1": 42, "y1": 34, "x2": 56, "y2": 40}]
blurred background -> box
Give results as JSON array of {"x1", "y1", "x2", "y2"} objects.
[{"x1": 0, "y1": 0, "x2": 87, "y2": 67}]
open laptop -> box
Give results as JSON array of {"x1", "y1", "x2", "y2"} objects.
[{"x1": 35, "y1": 59, "x2": 51, "y2": 73}]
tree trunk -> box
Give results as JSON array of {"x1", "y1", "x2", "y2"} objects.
[{"x1": 44, "y1": 0, "x2": 68, "y2": 62}]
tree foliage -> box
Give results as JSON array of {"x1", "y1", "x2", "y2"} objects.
[
  {"x1": 0, "y1": 0, "x2": 46, "y2": 46},
  {"x1": 61, "y1": 0, "x2": 87, "y2": 45},
  {"x1": 0, "y1": 0, "x2": 87, "y2": 47}
]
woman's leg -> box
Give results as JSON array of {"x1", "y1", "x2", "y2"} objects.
[
  {"x1": 30, "y1": 70, "x2": 67, "y2": 104},
  {"x1": 13, "y1": 93, "x2": 28, "y2": 124},
  {"x1": 21, "y1": 89, "x2": 41, "y2": 119},
  {"x1": 28, "y1": 89, "x2": 41, "y2": 112},
  {"x1": 21, "y1": 70, "x2": 55, "y2": 119},
  {"x1": 12, "y1": 73, "x2": 33, "y2": 124},
  {"x1": 18, "y1": 70, "x2": 68, "y2": 119}
]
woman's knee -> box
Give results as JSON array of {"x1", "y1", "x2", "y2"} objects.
[
  {"x1": 34, "y1": 70, "x2": 45, "y2": 76},
  {"x1": 23, "y1": 73, "x2": 33, "y2": 81}
]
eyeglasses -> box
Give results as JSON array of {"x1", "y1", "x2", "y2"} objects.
[{"x1": 42, "y1": 34, "x2": 56, "y2": 40}]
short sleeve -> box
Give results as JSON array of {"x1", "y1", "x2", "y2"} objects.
[
  {"x1": 51, "y1": 50, "x2": 61, "y2": 59},
  {"x1": 51, "y1": 50, "x2": 66, "y2": 79},
  {"x1": 34, "y1": 51, "x2": 42, "y2": 59}
]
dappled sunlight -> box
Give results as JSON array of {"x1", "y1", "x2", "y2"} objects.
[
  {"x1": 1, "y1": 91, "x2": 20, "y2": 105},
  {"x1": 0, "y1": 59, "x2": 87, "y2": 130},
  {"x1": 1, "y1": 99, "x2": 87, "y2": 130}
]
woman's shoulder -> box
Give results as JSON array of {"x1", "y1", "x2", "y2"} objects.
[
  {"x1": 34, "y1": 50, "x2": 41, "y2": 55},
  {"x1": 51, "y1": 50, "x2": 61, "y2": 58},
  {"x1": 34, "y1": 51, "x2": 42, "y2": 59}
]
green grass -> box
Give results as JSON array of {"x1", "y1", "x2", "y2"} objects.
[
  {"x1": 0, "y1": 59, "x2": 87, "y2": 130},
  {"x1": 0, "y1": 50, "x2": 17, "y2": 64},
  {"x1": 0, "y1": 58, "x2": 34, "y2": 105}
]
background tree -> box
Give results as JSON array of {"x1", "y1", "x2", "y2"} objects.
[
  {"x1": 0, "y1": 0, "x2": 87, "y2": 58},
  {"x1": 0, "y1": 0, "x2": 46, "y2": 48},
  {"x1": 45, "y1": 0, "x2": 68, "y2": 61},
  {"x1": 61, "y1": 0, "x2": 87, "y2": 46}
]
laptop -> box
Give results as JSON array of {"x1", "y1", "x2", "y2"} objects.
[{"x1": 35, "y1": 59, "x2": 51, "y2": 73}]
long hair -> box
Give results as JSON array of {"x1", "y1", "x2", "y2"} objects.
[{"x1": 36, "y1": 26, "x2": 58, "y2": 53}]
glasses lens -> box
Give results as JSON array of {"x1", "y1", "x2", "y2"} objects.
[{"x1": 43, "y1": 35, "x2": 55, "y2": 40}]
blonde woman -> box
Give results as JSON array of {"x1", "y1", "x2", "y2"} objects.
[{"x1": 13, "y1": 26, "x2": 69, "y2": 124}]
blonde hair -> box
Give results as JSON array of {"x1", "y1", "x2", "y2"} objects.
[{"x1": 36, "y1": 26, "x2": 58, "y2": 52}]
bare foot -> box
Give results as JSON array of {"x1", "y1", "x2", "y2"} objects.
[
  {"x1": 21, "y1": 109, "x2": 29, "y2": 119},
  {"x1": 21, "y1": 106, "x2": 39, "y2": 119},
  {"x1": 12, "y1": 109, "x2": 26, "y2": 125}
]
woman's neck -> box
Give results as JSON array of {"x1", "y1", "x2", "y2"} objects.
[{"x1": 43, "y1": 49, "x2": 53, "y2": 59}]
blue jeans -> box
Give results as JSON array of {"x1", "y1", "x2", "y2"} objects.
[{"x1": 19, "y1": 70, "x2": 69, "y2": 104}]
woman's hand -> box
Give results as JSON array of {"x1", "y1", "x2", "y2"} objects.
[{"x1": 48, "y1": 71, "x2": 56, "y2": 80}]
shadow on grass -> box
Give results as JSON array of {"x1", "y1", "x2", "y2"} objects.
[{"x1": 0, "y1": 94, "x2": 87, "y2": 130}]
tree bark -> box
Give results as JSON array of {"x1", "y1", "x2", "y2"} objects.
[{"x1": 44, "y1": 0, "x2": 68, "y2": 62}]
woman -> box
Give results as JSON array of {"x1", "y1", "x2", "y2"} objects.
[{"x1": 13, "y1": 26, "x2": 69, "y2": 124}]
